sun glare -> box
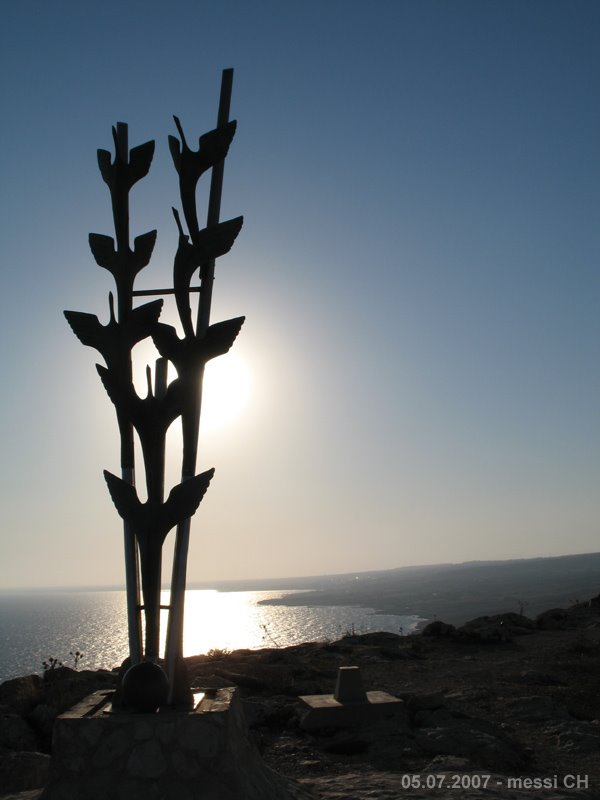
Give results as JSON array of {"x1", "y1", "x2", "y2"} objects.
[
  {"x1": 130, "y1": 339, "x2": 252, "y2": 436},
  {"x1": 200, "y1": 352, "x2": 252, "y2": 432},
  {"x1": 158, "y1": 590, "x2": 280, "y2": 655}
]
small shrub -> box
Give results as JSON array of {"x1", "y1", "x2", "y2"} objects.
[
  {"x1": 205, "y1": 647, "x2": 230, "y2": 661},
  {"x1": 260, "y1": 623, "x2": 281, "y2": 647},
  {"x1": 42, "y1": 657, "x2": 63, "y2": 672},
  {"x1": 69, "y1": 651, "x2": 84, "y2": 669}
]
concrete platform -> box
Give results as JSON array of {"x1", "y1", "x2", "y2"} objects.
[
  {"x1": 299, "y1": 689, "x2": 406, "y2": 731},
  {"x1": 299, "y1": 666, "x2": 405, "y2": 730},
  {"x1": 40, "y1": 688, "x2": 310, "y2": 800}
]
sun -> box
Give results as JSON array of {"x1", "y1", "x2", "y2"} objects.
[{"x1": 200, "y1": 352, "x2": 252, "y2": 432}]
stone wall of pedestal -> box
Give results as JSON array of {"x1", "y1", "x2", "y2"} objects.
[{"x1": 40, "y1": 688, "x2": 311, "y2": 800}]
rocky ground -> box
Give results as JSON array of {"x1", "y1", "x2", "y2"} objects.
[{"x1": 1, "y1": 598, "x2": 599, "y2": 799}]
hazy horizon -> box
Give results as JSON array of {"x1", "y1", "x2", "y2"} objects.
[
  {"x1": 2, "y1": 549, "x2": 598, "y2": 594},
  {"x1": 1, "y1": 1, "x2": 598, "y2": 590}
]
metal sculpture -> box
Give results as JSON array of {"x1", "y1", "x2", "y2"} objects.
[{"x1": 65, "y1": 69, "x2": 243, "y2": 709}]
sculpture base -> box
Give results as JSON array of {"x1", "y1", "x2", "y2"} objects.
[
  {"x1": 299, "y1": 690, "x2": 405, "y2": 731},
  {"x1": 41, "y1": 688, "x2": 308, "y2": 800}
]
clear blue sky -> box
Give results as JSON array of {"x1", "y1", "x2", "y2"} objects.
[{"x1": 1, "y1": 0, "x2": 598, "y2": 589}]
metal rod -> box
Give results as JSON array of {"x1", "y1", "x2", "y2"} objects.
[
  {"x1": 114, "y1": 122, "x2": 130, "y2": 263},
  {"x1": 142, "y1": 357, "x2": 169, "y2": 659},
  {"x1": 122, "y1": 471, "x2": 142, "y2": 664},
  {"x1": 165, "y1": 69, "x2": 234, "y2": 698},
  {"x1": 197, "y1": 67, "x2": 234, "y2": 336},
  {"x1": 155, "y1": 357, "x2": 168, "y2": 401},
  {"x1": 132, "y1": 287, "x2": 202, "y2": 297},
  {"x1": 113, "y1": 122, "x2": 143, "y2": 665}
]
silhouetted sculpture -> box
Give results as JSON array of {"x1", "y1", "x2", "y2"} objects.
[{"x1": 65, "y1": 69, "x2": 243, "y2": 710}]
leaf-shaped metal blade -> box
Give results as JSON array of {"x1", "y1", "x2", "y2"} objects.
[
  {"x1": 65, "y1": 299, "x2": 162, "y2": 365},
  {"x1": 195, "y1": 216, "x2": 243, "y2": 262},
  {"x1": 203, "y1": 317, "x2": 245, "y2": 361},
  {"x1": 151, "y1": 322, "x2": 181, "y2": 363},
  {"x1": 103, "y1": 471, "x2": 157, "y2": 547},
  {"x1": 173, "y1": 236, "x2": 202, "y2": 338},
  {"x1": 170, "y1": 120, "x2": 237, "y2": 179},
  {"x1": 104, "y1": 468, "x2": 215, "y2": 545},
  {"x1": 96, "y1": 364, "x2": 129, "y2": 409},
  {"x1": 163, "y1": 469, "x2": 215, "y2": 532},
  {"x1": 97, "y1": 149, "x2": 113, "y2": 186},
  {"x1": 168, "y1": 135, "x2": 181, "y2": 171},
  {"x1": 96, "y1": 137, "x2": 155, "y2": 191},
  {"x1": 128, "y1": 140, "x2": 155, "y2": 185},
  {"x1": 89, "y1": 233, "x2": 117, "y2": 271},
  {"x1": 151, "y1": 317, "x2": 245, "y2": 375},
  {"x1": 88, "y1": 230, "x2": 156, "y2": 285},
  {"x1": 130, "y1": 230, "x2": 157, "y2": 273},
  {"x1": 197, "y1": 121, "x2": 237, "y2": 169},
  {"x1": 65, "y1": 309, "x2": 125, "y2": 371},
  {"x1": 104, "y1": 470, "x2": 139, "y2": 523},
  {"x1": 64, "y1": 311, "x2": 104, "y2": 348},
  {"x1": 128, "y1": 299, "x2": 163, "y2": 345}
]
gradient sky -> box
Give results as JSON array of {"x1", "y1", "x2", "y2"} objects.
[{"x1": 1, "y1": 0, "x2": 598, "y2": 589}]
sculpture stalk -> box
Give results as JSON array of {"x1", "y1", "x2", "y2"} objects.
[{"x1": 164, "y1": 69, "x2": 234, "y2": 698}]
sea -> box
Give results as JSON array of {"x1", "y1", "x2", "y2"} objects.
[{"x1": 0, "y1": 588, "x2": 422, "y2": 683}]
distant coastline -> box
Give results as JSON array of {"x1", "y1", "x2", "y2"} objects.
[
  {"x1": 2, "y1": 553, "x2": 598, "y2": 630},
  {"x1": 256, "y1": 552, "x2": 600, "y2": 627}
]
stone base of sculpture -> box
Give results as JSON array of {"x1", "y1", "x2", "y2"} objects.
[{"x1": 40, "y1": 687, "x2": 309, "y2": 800}]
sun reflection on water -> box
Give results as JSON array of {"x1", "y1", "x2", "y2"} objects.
[
  {"x1": 0, "y1": 588, "x2": 422, "y2": 682},
  {"x1": 159, "y1": 589, "x2": 299, "y2": 655}
]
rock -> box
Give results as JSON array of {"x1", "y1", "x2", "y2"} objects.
[
  {"x1": 455, "y1": 619, "x2": 511, "y2": 643},
  {"x1": 536, "y1": 608, "x2": 569, "y2": 629},
  {"x1": 0, "y1": 712, "x2": 38, "y2": 751},
  {"x1": 415, "y1": 719, "x2": 527, "y2": 771},
  {"x1": 0, "y1": 751, "x2": 50, "y2": 792},
  {"x1": 212, "y1": 668, "x2": 269, "y2": 691},
  {"x1": 243, "y1": 699, "x2": 271, "y2": 728},
  {"x1": 504, "y1": 695, "x2": 569, "y2": 722},
  {"x1": 289, "y1": 680, "x2": 323, "y2": 696},
  {"x1": 550, "y1": 721, "x2": 600, "y2": 753},
  {"x1": 0, "y1": 676, "x2": 44, "y2": 714},
  {"x1": 42, "y1": 668, "x2": 116, "y2": 712},
  {"x1": 41, "y1": 666, "x2": 77, "y2": 684},
  {"x1": 489, "y1": 612, "x2": 536, "y2": 631},
  {"x1": 405, "y1": 693, "x2": 450, "y2": 730},
  {"x1": 568, "y1": 633, "x2": 600, "y2": 654},
  {"x1": 421, "y1": 620, "x2": 456, "y2": 637},
  {"x1": 413, "y1": 706, "x2": 457, "y2": 728},
  {"x1": 567, "y1": 699, "x2": 600, "y2": 722},
  {"x1": 320, "y1": 732, "x2": 370, "y2": 755},
  {"x1": 456, "y1": 612, "x2": 535, "y2": 643},
  {"x1": 243, "y1": 696, "x2": 296, "y2": 731},
  {"x1": 28, "y1": 703, "x2": 59, "y2": 750},
  {"x1": 190, "y1": 672, "x2": 233, "y2": 690},
  {"x1": 445, "y1": 687, "x2": 492, "y2": 703},
  {"x1": 517, "y1": 670, "x2": 564, "y2": 686},
  {"x1": 425, "y1": 754, "x2": 473, "y2": 771},
  {"x1": 406, "y1": 692, "x2": 445, "y2": 713},
  {"x1": 337, "y1": 632, "x2": 403, "y2": 647},
  {"x1": 588, "y1": 593, "x2": 600, "y2": 608}
]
